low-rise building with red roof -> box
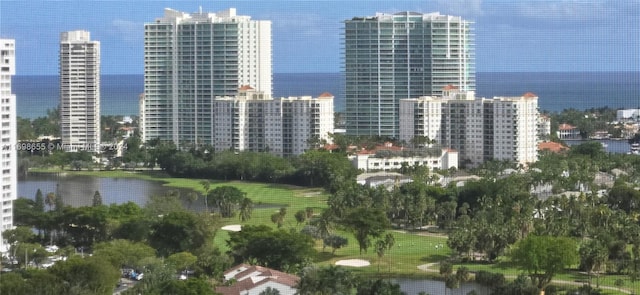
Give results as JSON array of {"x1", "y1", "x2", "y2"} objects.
[
  {"x1": 557, "y1": 123, "x2": 581, "y2": 140},
  {"x1": 216, "y1": 264, "x2": 299, "y2": 295},
  {"x1": 537, "y1": 141, "x2": 569, "y2": 153}
]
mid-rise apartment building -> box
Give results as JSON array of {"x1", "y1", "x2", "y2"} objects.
[
  {"x1": 212, "y1": 88, "x2": 334, "y2": 156},
  {"x1": 143, "y1": 8, "x2": 272, "y2": 146},
  {"x1": 344, "y1": 12, "x2": 475, "y2": 137},
  {"x1": 0, "y1": 39, "x2": 16, "y2": 253},
  {"x1": 59, "y1": 30, "x2": 101, "y2": 151},
  {"x1": 400, "y1": 90, "x2": 538, "y2": 167}
]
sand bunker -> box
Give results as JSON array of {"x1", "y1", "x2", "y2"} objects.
[
  {"x1": 221, "y1": 225, "x2": 242, "y2": 232},
  {"x1": 335, "y1": 259, "x2": 370, "y2": 267}
]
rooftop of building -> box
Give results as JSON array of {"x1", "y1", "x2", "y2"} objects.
[
  {"x1": 558, "y1": 123, "x2": 578, "y2": 131},
  {"x1": 217, "y1": 264, "x2": 299, "y2": 295},
  {"x1": 538, "y1": 141, "x2": 569, "y2": 153}
]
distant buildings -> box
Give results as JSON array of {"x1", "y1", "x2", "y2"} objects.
[
  {"x1": 0, "y1": 39, "x2": 16, "y2": 253},
  {"x1": 557, "y1": 123, "x2": 580, "y2": 140},
  {"x1": 617, "y1": 109, "x2": 640, "y2": 121},
  {"x1": 59, "y1": 30, "x2": 101, "y2": 151},
  {"x1": 217, "y1": 264, "x2": 299, "y2": 295},
  {"x1": 537, "y1": 115, "x2": 551, "y2": 141},
  {"x1": 349, "y1": 142, "x2": 458, "y2": 172},
  {"x1": 399, "y1": 89, "x2": 539, "y2": 167},
  {"x1": 344, "y1": 12, "x2": 475, "y2": 137},
  {"x1": 142, "y1": 8, "x2": 272, "y2": 146},
  {"x1": 212, "y1": 87, "x2": 334, "y2": 156}
]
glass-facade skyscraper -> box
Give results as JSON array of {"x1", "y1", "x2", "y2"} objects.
[
  {"x1": 142, "y1": 8, "x2": 272, "y2": 146},
  {"x1": 344, "y1": 12, "x2": 475, "y2": 137}
]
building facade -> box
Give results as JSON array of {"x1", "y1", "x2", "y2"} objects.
[
  {"x1": 212, "y1": 88, "x2": 334, "y2": 156},
  {"x1": 400, "y1": 90, "x2": 539, "y2": 167},
  {"x1": 344, "y1": 12, "x2": 475, "y2": 137},
  {"x1": 59, "y1": 30, "x2": 101, "y2": 151},
  {"x1": 142, "y1": 8, "x2": 272, "y2": 146},
  {"x1": 0, "y1": 39, "x2": 17, "y2": 253}
]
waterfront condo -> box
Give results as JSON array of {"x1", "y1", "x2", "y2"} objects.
[
  {"x1": 344, "y1": 12, "x2": 475, "y2": 137},
  {"x1": 59, "y1": 30, "x2": 101, "y2": 152},
  {"x1": 0, "y1": 39, "x2": 17, "y2": 253},
  {"x1": 400, "y1": 89, "x2": 539, "y2": 167},
  {"x1": 142, "y1": 8, "x2": 272, "y2": 146}
]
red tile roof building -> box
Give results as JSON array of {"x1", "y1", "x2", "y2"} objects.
[{"x1": 216, "y1": 264, "x2": 299, "y2": 295}]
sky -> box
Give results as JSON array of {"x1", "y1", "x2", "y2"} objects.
[{"x1": 1, "y1": 0, "x2": 639, "y2": 75}]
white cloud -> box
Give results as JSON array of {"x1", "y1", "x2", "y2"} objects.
[
  {"x1": 436, "y1": 0, "x2": 484, "y2": 17},
  {"x1": 111, "y1": 19, "x2": 143, "y2": 43},
  {"x1": 513, "y1": 0, "x2": 609, "y2": 21}
]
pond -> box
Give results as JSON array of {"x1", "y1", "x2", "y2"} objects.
[
  {"x1": 395, "y1": 278, "x2": 490, "y2": 295},
  {"x1": 18, "y1": 173, "x2": 187, "y2": 208},
  {"x1": 18, "y1": 173, "x2": 286, "y2": 211}
]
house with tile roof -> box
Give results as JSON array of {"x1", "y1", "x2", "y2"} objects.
[
  {"x1": 557, "y1": 123, "x2": 581, "y2": 140},
  {"x1": 537, "y1": 141, "x2": 569, "y2": 153},
  {"x1": 216, "y1": 264, "x2": 299, "y2": 295}
]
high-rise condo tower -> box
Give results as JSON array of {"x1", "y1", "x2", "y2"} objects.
[
  {"x1": 59, "y1": 30, "x2": 101, "y2": 151},
  {"x1": 0, "y1": 39, "x2": 17, "y2": 253},
  {"x1": 344, "y1": 12, "x2": 475, "y2": 137},
  {"x1": 142, "y1": 8, "x2": 272, "y2": 146}
]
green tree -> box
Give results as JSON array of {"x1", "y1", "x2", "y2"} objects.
[
  {"x1": 579, "y1": 239, "x2": 609, "y2": 287},
  {"x1": 510, "y1": 235, "x2": 579, "y2": 290},
  {"x1": 49, "y1": 256, "x2": 120, "y2": 295},
  {"x1": 200, "y1": 180, "x2": 211, "y2": 212},
  {"x1": 149, "y1": 211, "x2": 216, "y2": 256},
  {"x1": 34, "y1": 189, "x2": 45, "y2": 213},
  {"x1": 239, "y1": 197, "x2": 254, "y2": 222},
  {"x1": 167, "y1": 251, "x2": 198, "y2": 277},
  {"x1": 323, "y1": 234, "x2": 348, "y2": 255},
  {"x1": 227, "y1": 225, "x2": 315, "y2": 272},
  {"x1": 93, "y1": 239, "x2": 156, "y2": 270},
  {"x1": 295, "y1": 209, "x2": 307, "y2": 225},
  {"x1": 15, "y1": 242, "x2": 47, "y2": 268},
  {"x1": 92, "y1": 190, "x2": 102, "y2": 207},
  {"x1": 0, "y1": 272, "x2": 29, "y2": 294},
  {"x1": 208, "y1": 186, "x2": 247, "y2": 217},
  {"x1": 341, "y1": 208, "x2": 390, "y2": 254},
  {"x1": 45, "y1": 192, "x2": 56, "y2": 211},
  {"x1": 296, "y1": 265, "x2": 357, "y2": 295},
  {"x1": 160, "y1": 278, "x2": 216, "y2": 295},
  {"x1": 356, "y1": 279, "x2": 406, "y2": 295},
  {"x1": 271, "y1": 207, "x2": 287, "y2": 228},
  {"x1": 144, "y1": 190, "x2": 186, "y2": 217}
]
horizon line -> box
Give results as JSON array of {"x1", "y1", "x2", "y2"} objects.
[{"x1": 13, "y1": 70, "x2": 640, "y2": 77}]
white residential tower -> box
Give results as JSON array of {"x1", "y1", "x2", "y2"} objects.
[
  {"x1": 142, "y1": 8, "x2": 272, "y2": 146},
  {"x1": 59, "y1": 30, "x2": 101, "y2": 151},
  {"x1": 0, "y1": 39, "x2": 17, "y2": 253}
]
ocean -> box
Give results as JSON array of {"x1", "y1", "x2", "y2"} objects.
[{"x1": 12, "y1": 72, "x2": 640, "y2": 119}]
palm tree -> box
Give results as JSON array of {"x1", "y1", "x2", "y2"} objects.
[
  {"x1": 92, "y1": 190, "x2": 102, "y2": 207},
  {"x1": 45, "y1": 192, "x2": 56, "y2": 211},
  {"x1": 200, "y1": 180, "x2": 211, "y2": 212},
  {"x1": 239, "y1": 197, "x2": 253, "y2": 222}
]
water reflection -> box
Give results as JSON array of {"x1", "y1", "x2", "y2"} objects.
[
  {"x1": 18, "y1": 173, "x2": 174, "y2": 207},
  {"x1": 394, "y1": 278, "x2": 489, "y2": 295}
]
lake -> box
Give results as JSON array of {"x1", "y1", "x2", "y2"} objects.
[
  {"x1": 17, "y1": 173, "x2": 183, "y2": 208},
  {"x1": 395, "y1": 278, "x2": 490, "y2": 295},
  {"x1": 564, "y1": 139, "x2": 632, "y2": 154}
]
